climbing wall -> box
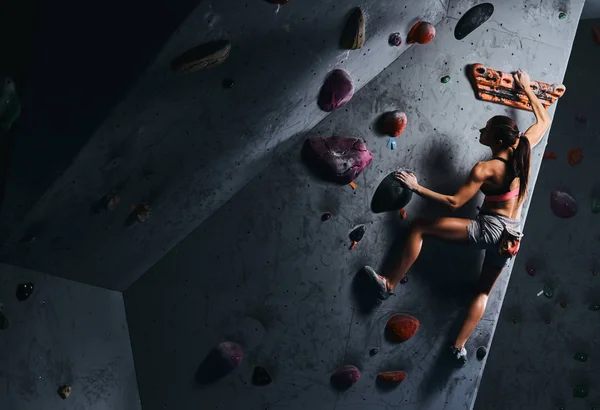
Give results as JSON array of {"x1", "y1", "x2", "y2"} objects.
[
  {"x1": 0, "y1": 263, "x2": 141, "y2": 410},
  {"x1": 475, "y1": 17, "x2": 600, "y2": 410},
  {"x1": 0, "y1": 0, "x2": 446, "y2": 291},
  {"x1": 124, "y1": 2, "x2": 584, "y2": 410}
]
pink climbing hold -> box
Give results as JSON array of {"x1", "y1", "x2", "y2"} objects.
[
  {"x1": 217, "y1": 342, "x2": 243, "y2": 368},
  {"x1": 318, "y1": 69, "x2": 354, "y2": 112},
  {"x1": 389, "y1": 32, "x2": 402, "y2": 46},
  {"x1": 330, "y1": 365, "x2": 361, "y2": 390},
  {"x1": 303, "y1": 136, "x2": 373, "y2": 184},
  {"x1": 550, "y1": 190, "x2": 578, "y2": 218}
]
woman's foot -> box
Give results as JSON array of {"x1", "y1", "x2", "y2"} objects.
[
  {"x1": 363, "y1": 266, "x2": 394, "y2": 300},
  {"x1": 450, "y1": 345, "x2": 468, "y2": 366}
]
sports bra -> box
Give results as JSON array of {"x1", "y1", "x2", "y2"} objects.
[{"x1": 481, "y1": 157, "x2": 520, "y2": 202}]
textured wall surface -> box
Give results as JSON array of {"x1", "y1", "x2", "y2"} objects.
[
  {"x1": 0, "y1": 263, "x2": 141, "y2": 410},
  {"x1": 582, "y1": 0, "x2": 600, "y2": 19},
  {"x1": 475, "y1": 17, "x2": 600, "y2": 410},
  {"x1": 124, "y1": 2, "x2": 583, "y2": 409},
  {"x1": 0, "y1": 0, "x2": 446, "y2": 291}
]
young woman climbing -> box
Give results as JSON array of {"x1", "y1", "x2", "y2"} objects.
[{"x1": 364, "y1": 70, "x2": 551, "y2": 365}]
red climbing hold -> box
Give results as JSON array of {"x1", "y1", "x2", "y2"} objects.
[
  {"x1": 407, "y1": 21, "x2": 436, "y2": 45},
  {"x1": 318, "y1": 69, "x2": 354, "y2": 112},
  {"x1": 380, "y1": 111, "x2": 407, "y2": 137},
  {"x1": 568, "y1": 148, "x2": 583, "y2": 166},
  {"x1": 399, "y1": 208, "x2": 407, "y2": 219},
  {"x1": 543, "y1": 151, "x2": 557, "y2": 160},
  {"x1": 377, "y1": 371, "x2": 407, "y2": 383},
  {"x1": 525, "y1": 264, "x2": 536, "y2": 276},
  {"x1": 385, "y1": 313, "x2": 419, "y2": 343},
  {"x1": 330, "y1": 365, "x2": 360, "y2": 390},
  {"x1": 592, "y1": 26, "x2": 600, "y2": 45},
  {"x1": 550, "y1": 191, "x2": 577, "y2": 218}
]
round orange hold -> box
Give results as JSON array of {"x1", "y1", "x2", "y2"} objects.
[
  {"x1": 385, "y1": 313, "x2": 419, "y2": 343},
  {"x1": 568, "y1": 148, "x2": 583, "y2": 166},
  {"x1": 408, "y1": 21, "x2": 436, "y2": 45},
  {"x1": 381, "y1": 111, "x2": 408, "y2": 137}
]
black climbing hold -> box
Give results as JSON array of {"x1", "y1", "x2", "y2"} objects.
[
  {"x1": 349, "y1": 225, "x2": 366, "y2": 243},
  {"x1": 252, "y1": 366, "x2": 272, "y2": 386},
  {"x1": 454, "y1": 3, "x2": 494, "y2": 40},
  {"x1": 371, "y1": 172, "x2": 413, "y2": 213},
  {"x1": 340, "y1": 7, "x2": 365, "y2": 50},
  {"x1": 20, "y1": 233, "x2": 36, "y2": 243},
  {"x1": 400, "y1": 277, "x2": 409, "y2": 284},
  {"x1": 573, "y1": 384, "x2": 588, "y2": 398},
  {"x1": 476, "y1": 346, "x2": 487, "y2": 360},
  {"x1": 0, "y1": 310, "x2": 9, "y2": 330},
  {"x1": 223, "y1": 78, "x2": 235, "y2": 89},
  {"x1": 321, "y1": 212, "x2": 332, "y2": 221},
  {"x1": 573, "y1": 352, "x2": 588, "y2": 362},
  {"x1": 369, "y1": 348, "x2": 379, "y2": 356},
  {"x1": 16, "y1": 282, "x2": 34, "y2": 301}
]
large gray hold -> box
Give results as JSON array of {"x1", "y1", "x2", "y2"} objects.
[
  {"x1": 340, "y1": 8, "x2": 365, "y2": 50},
  {"x1": 171, "y1": 40, "x2": 231, "y2": 73}
]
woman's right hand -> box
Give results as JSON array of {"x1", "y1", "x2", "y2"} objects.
[{"x1": 514, "y1": 70, "x2": 532, "y2": 90}]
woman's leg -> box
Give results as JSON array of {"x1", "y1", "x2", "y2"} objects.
[
  {"x1": 385, "y1": 217, "x2": 471, "y2": 290},
  {"x1": 453, "y1": 263, "x2": 504, "y2": 350}
]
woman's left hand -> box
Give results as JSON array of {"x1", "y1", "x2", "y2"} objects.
[{"x1": 394, "y1": 171, "x2": 419, "y2": 191}]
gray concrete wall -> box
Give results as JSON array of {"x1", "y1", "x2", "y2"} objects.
[
  {"x1": 475, "y1": 17, "x2": 600, "y2": 410},
  {"x1": 0, "y1": 0, "x2": 446, "y2": 291},
  {"x1": 124, "y1": 2, "x2": 584, "y2": 409},
  {"x1": 0, "y1": 263, "x2": 141, "y2": 410}
]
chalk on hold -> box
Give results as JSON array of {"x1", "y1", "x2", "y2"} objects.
[
  {"x1": 407, "y1": 21, "x2": 435, "y2": 44},
  {"x1": 454, "y1": 3, "x2": 494, "y2": 40},
  {"x1": 171, "y1": 40, "x2": 231, "y2": 73},
  {"x1": 0, "y1": 76, "x2": 21, "y2": 132},
  {"x1": 57, "y1": 385, "x2": 72, "y2": 399},
  {"x1": 133, "y1": 203, "x2": 152, "y2": 223},
  {"x1": 101, "y1": 192, "x2": 120, "y2": 211},
  {"x1": 568, "y1": 148, "x2": 583, "y2": 166},
  {"x1": 195, "y1": 342, "x2": 243, "y2": 384},
  {"x1": 376, "y1": 371, "x2": 407, "y2": 384},
  {"x1": 385, "y1": 313, "x2": 419, "y2": 343},
  {"x1": 330, "y1": 365, "x2": 360, "y2": 390},
  {"x1": 550, "y1": 191, "x2": 577, "y2": 218},
  {"x1": 380, "y1": 111, "x2": 407, "y2": 137},
  {"x1": 251, "y1": 366, "x2": 272, "y2": 386},
  {"x1": 340, "y1": 7, "x2": 365, "y2": 50},
  {"x1": 318, "y1": 69, "x2": 354, "y2": 112},
  {"x1": 16, "y1": 282, "x2": 34, "y2": 302},
  {"x1": 388, "y1": 32, "x2": 402, "y2": 46}
]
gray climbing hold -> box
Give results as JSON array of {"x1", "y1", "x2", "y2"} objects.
[{"x1": 171, "y1": 40, "x2": 231, "y2": 73}]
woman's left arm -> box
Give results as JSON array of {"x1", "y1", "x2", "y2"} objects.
[{"x1": 395, "y1": 163, "x2": 487, "y2": 211}]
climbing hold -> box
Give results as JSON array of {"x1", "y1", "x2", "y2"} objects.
[
  {"x1": 407, "y1": 21, "x2": 436, "y2": 44},
  {"x1": 573, "y1": 384, "x2": 588, "y2": 398},
  {"x1": 558, "y1": 11, "x2": 567, "y2": 20},
  {"x1": 388, "y1": 32, "x2": 402, "y2": 46},
  {"x1": 57, "y1": 385, "x2": 72, "y2": 399},
  {"x1": 16, "y1": 282, "x2": 34, "y2": 302},
  {"x1": 568, "y1": 148, "x2": 583, "y2": 166},
  {"x1": 560, "y1": 301, "x2": 568, "y2": 308},
  {"x1": 321, "y1": 212, "x2": 332, "y2": 221},
  {"x1": 371, "y1": 172, "x2": 413, "y2": 213},
  {"x1": 543, "y1": 284, "x2": 554, "y2": 298},
  {"x1": 476, "y1": 346, "x2": 487, "y2": 360},
  {"x1": 385, "y1": 313, "x2": 419, "y2": 343},
  {"x1": 441, "y1": 75, "x2": 451, "y2": 84},
  {"x1": 0, "y1": 309, "x2": 9, "y2": 330},
  {"x1": 593, "y1": 271, "x2": 598, "y2": 276},
  {"x1": 132, "y1": 203, "x2": 152, "y2": 222},
  {"x1": 588, "y1": 303, "x2": 600, "y2": 311},
  {"x1": 543, "y1": 152, "x2": 557, "y2": 160},
  {"x1": 171, "y1": 40, "x2": 231, "y2": 73},
  {"x1": 265, "y1": 0, "x2": 290, "y2": 4},
  {"x1": 399, "y1": 208, "x2": 407, "y2": 219},
  {"x1": 349, "y1": 225, "x2": 367, "y2": 249},
  {"x1": 574, "y1": 352, "x2": 588, "y2": 362},
  {"x1": 195, "y1": 341, "x2": 243, "y2": 384},
  {"x1": 252, "y1": 366, "x2": 272, "y2": 386},
  {"x1": 387, "y1": 137, "x2": 397, "y2": 150},
  {"x1": 318, "y1": 69, "x2": 354, "y2": 112},
  {"x1": 512, "y1": 318, "x2": 517, "y2": 324},
  {"x1": 349, "y1": 181, "x2": 357, "y2": 190},
  {"x1": 377, "y1": 371, "x2": 407, "y2": 384},
  {"x1": 101, "y1": 192, "x2": 120, "y2": 211},
  {"x1": 593, "y1": 26, "x2": 600, "y2": 45},
  {"x1": 330, "y1": 365, "x2": 360, "y2": 390},
  {"x1": 0, "y1": 76, "x2": 21, "y2": 131},
  {"x1": 575, "y1": 114, "x2": 588, "y2": 123},
  {"x1": 469, "y1": 64, "x2": 565, "y2": 111},
  {"x1": 369, "y1": 348, "x2": 379, "y2": 356},
  {"x1": 380, "y1": 111, "x2": 407, "y2": 137},
  {"x1": 525, "y1": 264, "x2": 536, "y2": 276},
  {"x1": 544, "y1": 319, "x2": 551, "y2": 324},
  {"x1": 222, "y1": 78, "x2": 235, "y2": 89},
  {"x1": 550, "y1": 191, "x2": 577, "y2": 218},
  {"x1": 340, "y1": 7, "x2": 365, "y2": 50},
  {"x1": 454, "y1": 3, "x2": 494, "y2": 40},
  {"x1": 400, "y1": 276, "x2": 409, "y2": 284},
  {"x1": 592, "y1": 196, "x2": 600, "y2": 214},
  {"x1": 302, "y1": 136, "x2": 372, "y2": 184}
]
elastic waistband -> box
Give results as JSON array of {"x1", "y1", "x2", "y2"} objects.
[{"x1": 479, "y1": 211, "x2": 520, "y2": 224}]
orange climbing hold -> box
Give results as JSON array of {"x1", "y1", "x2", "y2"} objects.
[
  {"x1": 543, "y1": 151, "x2": 557, "y2": 160},
  {"x1": 568, "y1": 148, "x2": 583, "y2": 166},
  {"x1": 407, "y1": 21, "x2": 436, "y2": 44},
  {"x1": 469, "y1": 63, "x2": 565, "y2": 111},
  {"x1": 385, "y1": 313, "x2": 419, "y2": 343},
  {"x1": 349, "y1": 181, "x2": 357, "y2": 190},
  {"x1": 399, "y1": 208, "x2": 407, "y2": 219},
  {"x1": 377, "y1": 371, "x2": 407, "y2": 383}
]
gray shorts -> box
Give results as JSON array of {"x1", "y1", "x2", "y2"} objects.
[{"x1": 467, "y1": 212, "x2": 521, "y2": 268}]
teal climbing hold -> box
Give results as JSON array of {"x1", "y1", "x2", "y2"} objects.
[
  {"x1": 0, "y1": 76, "x2": 21, "y2": 132},
  {"x1": 588, "y1": 303, "x2": 600, "y2": 311},
  {"x1": 543, "y1": 284, "x2": 554, "y2": 298},
  {"x1": 559, "y1": 11, "x2": 568, "y2": 20},
  {"x1": 441, "y1": 75, "x2": 451, "y2": 83},
  {"x1": 573, "y1": 384, "x2": 588, "y2": 398},
  {"x1": 574, "y1": 352, "x2": 588, "y2": 362}
]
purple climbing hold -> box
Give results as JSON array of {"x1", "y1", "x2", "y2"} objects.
[
  {"x1": 389, "y1": 32, "x2": 402, "y2": 46},
  {"x1": 303, "y1": 136, "x2": 373, "y2": 184},
  {"x1": 330, "y1": 365, "x2": 360, "y2": 390},
  {"x1": 195, "y1": 341, "x2": 243, "y2": 384},
  {"x1": 216, "y1": 342, "x2": 243, "y2": 368},
  {"x1": 318, "y1": 69, "x2": 354, "y2": 112},
  {"x1": 321, "y1": 212, "x2": 332, "y2": 221},
  {"x1": 550, "y1": 191, "x2": 578, "y2": 218}
]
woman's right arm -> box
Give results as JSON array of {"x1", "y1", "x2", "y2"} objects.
[{"x1": 514, "y1": 70, "x2": 551, "y2": 148}]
